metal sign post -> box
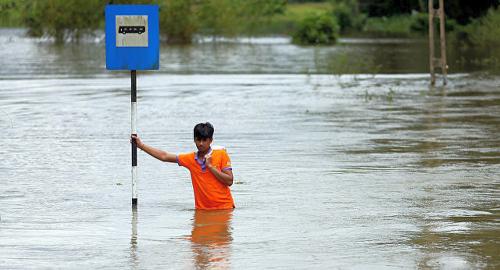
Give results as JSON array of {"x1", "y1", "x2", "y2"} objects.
[
  {"x1": 105, "y1": 5, "x2": 159, "y2": 208},
  {"x1": 131, "y1": 70, "x2": 138, "y2": 206}
]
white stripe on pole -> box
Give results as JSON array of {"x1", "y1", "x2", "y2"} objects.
[
  {"x1": 132, "y1": 101, "x2": 137, "y2": 203},
  {"x1": 132, "y1": 166, "x2": 138, "y2": 200},
  {"x1": 131, "y1": 102, "x2": 137, "y2": 134}
]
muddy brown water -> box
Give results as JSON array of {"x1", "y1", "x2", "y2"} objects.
[{"x1": 0, "y1": 29, "x2": 499, "y2": 269}]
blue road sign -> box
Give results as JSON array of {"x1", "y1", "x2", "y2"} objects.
[{"x1": 105, "y1": 5, "x2": 159, "y2": 70}]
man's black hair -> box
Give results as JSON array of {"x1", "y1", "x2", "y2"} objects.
[{"x1": 194, "y1": 122, "x2": 214, "y2": 140}]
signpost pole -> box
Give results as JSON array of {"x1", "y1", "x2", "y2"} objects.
[
  {"x1": 131, "y1": 70, "x2": 138, "y2": 207},
  {"x1": 105, "y1": 4, "x2": 159, "y2": 209}
]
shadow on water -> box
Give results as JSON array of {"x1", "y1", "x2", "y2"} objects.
[{"x1": 189, "y1": 210, "x2": 233, "y2": 270}]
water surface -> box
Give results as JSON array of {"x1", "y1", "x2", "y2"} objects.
[{"x1": 0, "y1": 29, "x2": 499, "y2": 269}]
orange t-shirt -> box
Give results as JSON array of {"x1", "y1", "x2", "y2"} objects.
[{"x1": 177, "y1": 147, "x2": 235, "y2": 210}]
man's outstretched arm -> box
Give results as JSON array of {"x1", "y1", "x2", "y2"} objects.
[{"x1": 131, "y1": 134, "x2": 177, "y2": 163}]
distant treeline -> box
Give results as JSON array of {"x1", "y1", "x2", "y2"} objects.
[
  {"x1": 0, "y1": 0, "x2": 286, "y2": 43},
  {"x1": 0, "y1": 0, "x2": 499, "y2": 46},
  {"x1": 290, "y1": 0, "x2": 500, "y2": 45},
  {"x1": 290, "y1": 0, "x2": 500, "y2": 24},
  {"x1": 358, "y1": 0, "x2": 499, "y2": 24}
]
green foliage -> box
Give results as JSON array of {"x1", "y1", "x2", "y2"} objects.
[
  {"x1": 16, "y1": 0, "x2": 284, "y2": 43},
  {"x1": 409, "y1": 12, "x2": 430, "y2": 32},
  {"x1": 359, "y1": 0, "x2": 499, "y2": 25},
  {"x1": 237, "y1": 0, "x2": 286, "y2": 35},
  {"x1": 362, "y1": 15, "x2": 414, "y2": 37},
  {"x1": 197, "y1": 0, "x2": 241, "y2": 37},
  {"x1": 461, "y1": 7, "x2": 500, "y2": 50},
  {"x1": 21, "y1": 0, "x2": 105, "y2": 42},
  {"x1": 292, "y1": 11, "x2": 339, "y2": 45},
  {"x1": 266, "y1": 2, "x2": 332, "y2": 35},
  {"x1": 362, "y1": 13, "x2": 457, "y2": 37},
  {"x1": 160, "y1": 0, "x2": 197, "y2": 43},
  {"x1": 197, "y1": 0, "x2": 286, "y2": 37},
  {"x1": 0, "y1": 0, "x2": 22, "y2": 26},
  {"x1": 5, "y1": 0, "x2": 500, "y2": 43},
  {"x1": 409, "y1": 12, "x2": 457, "y2": 33},
  {"x1": 331, "y1": 0, "x2": 365, "y2": 32}
]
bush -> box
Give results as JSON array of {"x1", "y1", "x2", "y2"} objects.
[
  {"x1": 160, "y1": 0, "x2": 197, "y2": 44},
  {"x1": 0, "y1": 0, "x2": 22, "y2": 26},
  {"x1": 331, "y1": 0, "x2": 366, "y2": 33},
  {"x1": 292, "y1": 11, "x2": 339, "y2": 45},
  {"x1": 21, "y1": 0, "x2": 105, "y2": 42},
  {"x1": 457, "y1": 7, "x2": 500, "y2": 50}
]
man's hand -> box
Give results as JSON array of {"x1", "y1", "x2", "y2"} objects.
[
  {"x1": 131, "y1": 134, "x2": 143, "y2": 149},
  {"x1": 205, "y1": 154, "x2": 233, "y2": 186},
  {"x1": 205, "y1": 153, "x2": 212, "y2": 168}
]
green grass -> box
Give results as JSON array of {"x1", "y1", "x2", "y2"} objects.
[
  {"x1": 361, "y1": 15, "x2": 415, "y2": 37},
  {"x1": 285, "y1": 2, "x2": 332, "y2": 21},
  {"x1": 252, "y1": 2, "x2": 332, "y2": 35}
]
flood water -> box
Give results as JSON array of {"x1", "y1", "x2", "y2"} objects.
[{"x1": 0, "y1": 29, "x2": 499, "y2": 269}]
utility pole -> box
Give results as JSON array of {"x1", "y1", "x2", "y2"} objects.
[{"x1": 428, "y1": 0, "x2": 448, "y2": 86}]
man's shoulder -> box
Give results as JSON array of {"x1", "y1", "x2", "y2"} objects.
[
  {"x1": 211, "y1": 145, "x2": 226, "y2": 151},
  {"x1": 179, "y1": 151, "x2": 196, "y2": 157},
  {"x1": 212, "y1": 145, "x2": 230, "y2": 155},
  {"x1": 178, "y1": 151, "x2": 195, "y2": 162}
]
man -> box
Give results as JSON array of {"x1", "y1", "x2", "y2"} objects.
[{"x1": 131, "y1": 122, "x2": 235, "y2": 210}]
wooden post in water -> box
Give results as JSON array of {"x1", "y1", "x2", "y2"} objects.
[
  {"x1": 438, "y1": 0, "x2": 448, "y2": 85},
  {"x1": 131, "y1": 70, "x2": 138, "y2": 207},
  {"x1": 428, "y1": 0, "x2": 448, "y2": 86}
]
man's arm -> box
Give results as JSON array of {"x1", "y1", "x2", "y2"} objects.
[
  {"x1": 131, "y1": 134, "x2": 177, "y2": 163},
  {"x1": 206, "y1": 156, "x2": 233, "y2": 186}
]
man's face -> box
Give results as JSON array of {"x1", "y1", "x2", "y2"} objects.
[{"x1": 194, "y1": 137, "x2": 212, "y2": 153}]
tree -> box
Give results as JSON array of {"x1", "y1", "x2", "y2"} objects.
[
  {"x1": 22, "y1": 0, "x2": 105, "y2": 42},
  {"x1": 358, "y1": 0, "x2": 499, "y2": 24},
  {"x1": 292, "y1": 11, "x2": 339, "y2": 45},
  {"x1": 160, "y1": 0, "x2": 197, "y2": 43},
  {"x1": 19, "y1": 0, "x2": 286, "y2": 43}
]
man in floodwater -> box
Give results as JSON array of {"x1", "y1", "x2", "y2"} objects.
[{"x1": 131, "y1": 122, "x2": 235, "y2": 210}]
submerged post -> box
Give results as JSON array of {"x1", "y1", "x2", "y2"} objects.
[
  {"x1": 439, "y1": 0, "x2": 448, "y2": 85},
  {"x1": 428, "y1": 0, "x2": 447, "y2": 86},
  {"x1": 131, "y1": 70, "x2": 138, "y2": 206},
  {"x1": 428, "y1": 0, "x2": 435, "y2": 85},
  {"x1": 105, "y1": 5, "x2": 160, "y2": 208}
]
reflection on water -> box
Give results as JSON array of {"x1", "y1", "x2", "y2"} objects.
[
  {"x1": 130, "y1": 207, "x2": 139, "y2": 270},
  {"x1": 190, "y1": 210, "x2": 233, "y2": 270}
]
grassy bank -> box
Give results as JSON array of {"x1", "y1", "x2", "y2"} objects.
[
  {"x1": 361, "y1": 15, "x2": 417, "y2": 37},
  {"x1": 253, "y1": 2, "x2": 332, "y2": 35},
  {"x1": 260, "y1": 3, "x2": 422, "y2": 38}
]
